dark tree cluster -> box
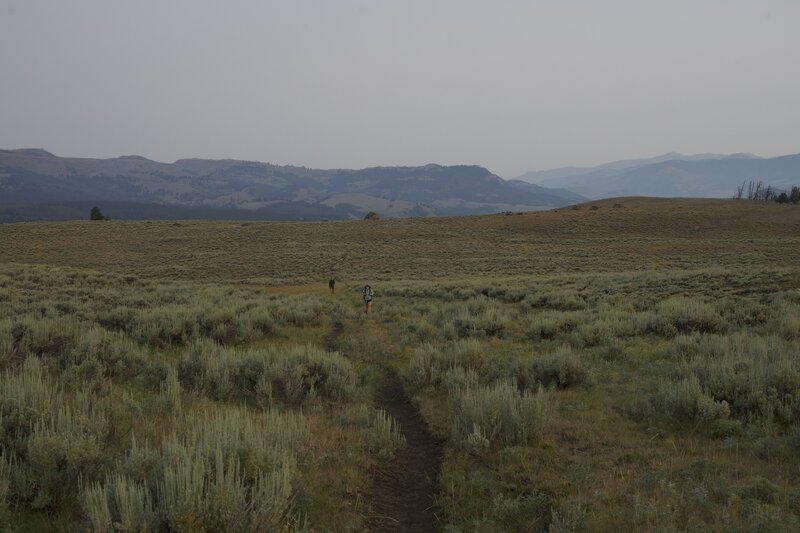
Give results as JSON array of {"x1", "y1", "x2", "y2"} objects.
[
  {"x1": 89, "y1": 206, "x2": 110, "y2": 220},
  {"x1": 734, "y1": 181, "x2": 800, "y2": 204},
  {"x1": 777, "y1": 186, "x2": 800, "y2": 204}
]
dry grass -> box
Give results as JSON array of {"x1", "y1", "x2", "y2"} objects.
[
  {"x1": 1, "y1": 198, "x2": 800, "y2": 530},
  {"x1": 2, "y1": 198, "x2": 798, "y2": 284}
]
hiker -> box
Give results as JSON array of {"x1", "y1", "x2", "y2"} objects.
[
  {"x1": 328, "y1": 278, "x2": 336, "y2": 294},
  {"x1": 363, "y1": 284, "x2": 374, "y2": 314}
]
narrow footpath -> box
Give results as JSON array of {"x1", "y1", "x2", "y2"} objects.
[
  {"x1": 325, "y1": 316, "x2": 443, "y2": 532},
  {"x1": 366, "y1": 369, "x2": 444, "y2": 532}
]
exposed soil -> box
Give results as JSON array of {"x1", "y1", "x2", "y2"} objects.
[
  {"x1": 366, "y1": 371, "x2": 444, "y2": 532},
  {"x1": 324, "y1": 319, "x2": 344, "y2": 353},
  {"x1": 323, "y1": 319, "x2": 444, "y2": 531}
]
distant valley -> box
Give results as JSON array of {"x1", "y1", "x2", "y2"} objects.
[{"x1": 0, "y1": 149, "x2": 583, "y2": 222}]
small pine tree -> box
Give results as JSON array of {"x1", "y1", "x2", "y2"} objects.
[
  {"x1": 777, "y1": 192, "x2": 789, "y2": 204},
  {"x1": 790, "y1": 186, "x2": 800, "y2": 205},
  {"x1": 90, "y1": 206, "x2": 109, "y2": 220}
]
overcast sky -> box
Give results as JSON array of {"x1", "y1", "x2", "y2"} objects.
[{"x1": 1, "y1": 1, "x2": 799, "y2": 177}]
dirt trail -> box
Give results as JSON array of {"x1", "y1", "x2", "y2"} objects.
[
  {"x1": 324, "y1": 317, "x2": 443, "y2": 532},
  {"x1": 366, "y1": 370, "x2": 444, "y2": 532},
  {"x1": 324, "y1": 319, "x2": 344, "y2": 353}
]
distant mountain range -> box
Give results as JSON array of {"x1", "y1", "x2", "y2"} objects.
[
  {"x1": 515, "y1": 152, "x2": 800, "y2": 199},
  {"x1": 0, "y1": 149, "x2": 584, "y2": 222}
]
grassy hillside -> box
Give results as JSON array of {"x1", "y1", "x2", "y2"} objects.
[
  {"x1": 0, "y1": 201, "x2": 360, "y2": 224},
  {"x1": 1, "y1": 198, "x2": 799, "y2": 531},
  {"x1": 3, "y1": 198, "x2": 799, "y2": 282}
]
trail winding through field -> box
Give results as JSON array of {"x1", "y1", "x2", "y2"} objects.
[
  {"x1": 325, "y1": 317, "x2": 443, "y2": 532},
  {"x1": 367, "y1": 369, "x2": 444, "y2": 532}
]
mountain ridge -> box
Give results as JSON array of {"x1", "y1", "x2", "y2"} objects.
[
  {"x1": 0, "y1": 149, "x2": 584, "y2": 221},
  {"x1": 514, "y1": 152, "x2": 762, "y2": 184},
  {"x1": 514, "y1": 152, "x2": 800, "y2": 199}
]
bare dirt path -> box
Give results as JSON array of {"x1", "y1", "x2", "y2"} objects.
[
  {"x1": 324, "y1": 315, "x2": 444, "y2": 532},
  {"x1": 324, "y1": 318, "x2": 344, "y2": 353},
  {"x1": 366, "y1": 369, "x2": 444, "y2": 532}
]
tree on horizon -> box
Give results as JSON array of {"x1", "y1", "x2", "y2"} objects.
[{"x1": 90, "y1": 206, "x2": 109, "y2": 220}]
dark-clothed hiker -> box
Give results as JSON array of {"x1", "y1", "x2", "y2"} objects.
[
  {"x1": 329, "y1": 279, "x2": 336, "y2": 294},
  {"x1": 363, "y1": 285, "x2": 374, "y2": 314}
]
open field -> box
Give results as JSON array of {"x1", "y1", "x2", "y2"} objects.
[
  {"x1": 4, "y1": 198, "x2": 800, "y2": 283},
  {"x1": 1, "y1": 198, "x2": 800, "y2": 531}
]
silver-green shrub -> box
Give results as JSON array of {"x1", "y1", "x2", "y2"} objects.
[
  {"x1": 22, "y1": 391, "x2": 110, "y2": 509},
  {"x1": 771, "y1": 303, "x2": 800, "y2": 340},
  {"x1": 515, "y1": 346, "x2": 588, "y2": 390},
  {"x1": 7, "y1": 315, "x2": 80, "y2": 358},
  {"x1": 525, "y1": 311, "x2": 580, "y2": 341},
  {"x1": 0, "y1": 358, "x2": 59, "y2": 442},
  {"x1": 0, "y1": 319, "x2": 14, "y2": 367},
  {"x1": 433, "y1": 298, "x2": 509, "y2": 339},
  {"x1": 451, "y1": 382, "x2": 548, "y2": 447},
  {"x1": 0, "y1": 359, "x2": 113, "y2": 509},
  {"x1": 643, "y1": 297, "x2": 727, "y2": 336},
  {"x1": 408, "y1": 340, "x2": 488, "y2": 389},
  {"x1": 82, "y1": 474, "x2": 157, "y2": 532},
  {"x1": 179, "y1": 341, "x2": 358, "y2": 405},
  {"x1": 655, "y1": 374, "x2": 731, "y2": 424},
  {"x1": 83, "y1": 407, "x2": 307, "y2": 531},
  {"x1": 0, "y1": 451, "x2": 11, "y2": 508},
  {"x1": 367, "y1": 408, "x2": 406, "y2": 459},
  {"x1": 521, "y1": 290, "x2": 586, "y2": 311},
  {"x1": 68, "y1": 326, "x2": 145, "y2": 379},
  {"x1": 688, "y1": 335, "x2": 800, "y2": 424}
]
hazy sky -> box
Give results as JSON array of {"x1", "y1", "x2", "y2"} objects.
[{"x1": 1, "y1": 1, "x2": 799, "y2": 177}]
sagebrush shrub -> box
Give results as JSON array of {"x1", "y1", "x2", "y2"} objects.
[
  {"x1": 8, "y1": 315, "x2": 80, "y2": 358},
  {"x1": 0, "y1": 451, "x2": 11, "y2": 508},
  {"x1": 433, "y1": 298, "x2": 510, "y2": 339},
  {"x1": 572, "y1": 321, "x2": 613, "y2": 348},
  {"x1": 521, "y1": 291, "x2": 586, "y2": 311},
  {"x1": 0, "y1": 320, "x2": 15, "y2": 366},
  {"x1": 367, "y1": 408, "x2": 406, "y2": 459},
  {"x1": 179, "y1": 340, "x2": 358, "y2": 405},
  {"x1": 525, "y1": 311, "x2": 580, "y2": 341},
  {"x1": 0, "y1": 386, "x2": 110, "y2": 510},
  {"x1": 772, "y1": 304, "x2": 800, "y2": 340},
  {"x1": 653, "y1": 375, "x2": 730, "y2": 425},
  {"x1": 408, "y1": 340, "x2": 488, "y2": 389},
  {"x1": 0, "y1": 358, "x2": 59, "y2": 441},
  {"x1": 442, "y1": 366, "x2": 481, "y2": 392},
  {"x1": 451, "y1": 382, "x2": 548, "y2": 447},
  {"x1": 69, "y1": 327, "x2": 145, "y2": 379},
  {"x1": 82, "y1": 474, "x2": 157, "y2": 533},
  {"x1": 644, "y1": 297, "x2": 727, "y2": 336},
  {"x1": 491, "y1": 491, "x2": 553, "y2": 531},
  {"x1": 517, "y1": 346, "x2": 589, "y2": 390},
  {"x1": 83, "y1": 407, "x2": 307, "y2": 531},
  {"x1": 688, "y1": 335, "x2": 800, "y2": 424}
]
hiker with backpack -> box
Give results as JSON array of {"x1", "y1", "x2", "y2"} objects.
[
  {"x1": 363, "y1": 284, "x2": 374, "y2": 314},
  {"x1": 328, "y1": 278, "x2": 336, "y2": 294}
]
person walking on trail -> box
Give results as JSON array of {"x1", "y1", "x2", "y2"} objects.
[
  {"x1": 363, "y1": 284, "x2": 374, "y2": 314},
  {"x1": 328, "y1": 278, "x2": 336, "y2": 294}
]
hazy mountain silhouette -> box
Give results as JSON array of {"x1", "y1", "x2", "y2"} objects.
[
  {"x1": 513, "y1": 152, "x2": 800, "y2": 199},
  {"x1": 0, "y1": 149, "x2": 584, "y2": 221}
]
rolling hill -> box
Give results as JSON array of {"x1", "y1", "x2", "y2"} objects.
[
  {"x1": 0, "y1": 149, "x2": 584, "y2": 221},
  {"x1": 3, "y1": 197, "x2": 798, "y2": 282}
]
